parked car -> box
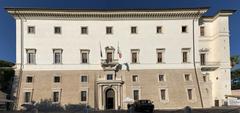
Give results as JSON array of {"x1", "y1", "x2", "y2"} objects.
[{"x1": 128, "y1": 100, "x2": 154, "y2": 113}]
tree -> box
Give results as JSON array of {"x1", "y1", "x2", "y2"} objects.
[
  {"x1": 0, "y1": 60, "x2": 15, "y2": 94},
  {"x1": 231, "y1": 55, "x2": 240, "y2": 67}
]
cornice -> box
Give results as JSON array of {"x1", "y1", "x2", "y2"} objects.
[{"x1": 5, "y1": 7, "x2": 208, "y2": 19}]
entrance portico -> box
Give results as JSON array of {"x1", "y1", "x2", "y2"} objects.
[{"x1": 97, "y1": 80, "x2": 123, "y2": 110}]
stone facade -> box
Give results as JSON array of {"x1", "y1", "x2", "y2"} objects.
[{"x1": 6, "y1": 7, "x2": 235, "y2": 110}]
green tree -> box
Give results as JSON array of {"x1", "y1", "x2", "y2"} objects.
[
  {"x1": 0, "y1": 60, "x2": 15, "y2": 94},
  {"x1": 231, "y1": 55, "x2": 240, "y2": 67}
]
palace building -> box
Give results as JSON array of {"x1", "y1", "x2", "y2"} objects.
[{"x1": 6, "y1": 7, "x2": 235, "y2": 110}]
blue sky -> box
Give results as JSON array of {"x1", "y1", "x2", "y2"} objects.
[{"x1": 0, "y1": 0, "x2": 239, "y2": 69}]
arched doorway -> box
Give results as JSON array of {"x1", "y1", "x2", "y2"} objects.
[{"x1": 105, "y1": 88, "x2": 115, "y2": 109}]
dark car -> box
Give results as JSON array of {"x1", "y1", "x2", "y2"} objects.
[{"x1": 128, "y1": 100, "x2": 154, "y2": 113}]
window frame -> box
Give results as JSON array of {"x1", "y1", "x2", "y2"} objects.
[
  {"x1": 200, "y1": 26, "x2": 205, "y2": 36},
  {"x1": 54, "y1": 26, "x2": 61, "y2": 34},
  {"x1": 24, "y1": 91, "x2": 31, "y2": 104},
  {"x1": 184, "y1": 74, "x2": 192, "y2": 82},
  {"x1": 26, "y1": 49, "x2": 36, "y2": 64},
  {"x1": 131, "y1": 26, "x2": 137, "y2": 34},
  {"x1": 181, "y1": 25, "x2": 188, "y2": 33},
  {"x1": 53, "y1": 76, "x2": 61, "y2": 83},
  {"x1": 156, "y1": 48, "x2": 165, "y2": 63},
  {"x1": 132, "y1": 75, "x2": 138, "y2": 82},
  {"x1": 81, "y1": 26, "x2": 88, "y2": 34},
  {"x1": 81, "y1": 75, "x2": 88, "y2": 83},
  {"x1": 53, "y1": 49, "x2": 63, "y2": 64},
  {"x1": 106, "y1": 26, "x2": 113, "y2": 34},
  {"x1": 52, "y1": 91, "x2": 60, "y2": 103},
  {"x1": 27, "y1": 26, "x2": 35, "y2": 34},
  {"x1": 159, "y1": 88, "x2": 169, "y2": 102},
  {"x1": 80, "y1": 49, "x2": 90, "y2": 64},
  {"x1": 133, "y1": 90, "x2": 139, "y2": 101},
  {"x1": 131, "y1": 49, "x2": 140, "y2": 64},
  {"x1": 80, "y1": 91, "x2": 87, "y2": 102},
  {"x1": 26, "y1": 76, "x2": 33, "y2": 83},
  {"x1": 156, "y1": 26, "x2": 162, "y2": 34},
  {"x1": 182, "y1": 48, "x2": 191, "y2": 63}
]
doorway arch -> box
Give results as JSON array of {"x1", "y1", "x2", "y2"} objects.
[{"x1": 105, "y1": 88, "x2": 115, "y2": 109}]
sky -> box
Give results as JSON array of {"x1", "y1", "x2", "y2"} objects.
[{"x1": 0, "y1": 0, "x2": 239, "y2": 69}]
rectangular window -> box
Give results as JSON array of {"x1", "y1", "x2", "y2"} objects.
[
  {"x1": 54, "y1": 26, "x2": 61, "y2": 34},
  {"x1": 81, "y1": 76, "x2": 88, "y2": 82},
  {"x1": 81, "y1": 91, "x2": 87, "y2": 101},
  {"x1": 28, "y1": 26, "x2": 35, "y2": 34},
  {"x1": 107, "y1": 74, "x2": 113, "y2": 80},
  {"x1": 131, "y1": 49, "x2": 139, "y2": 63},
  {"x1": 132, "y1": 75, "x2": 138, "y2": 82},
  {"x1": 54, "y1": 76, "x2": 61, "y2": 83},
  {"x1": 81, "y1": 50, "x2": 90, "y2": 63},
  {"x1": 107, "y1": 52, "x2": 113, "y2": 63},
  {"x1": 200, "y1": 53, "x2": 206, "y2": 65},
  {"x1": 53, "y1": 49, "x2": 62, "y2": 64},
  {"x1": 203, "y1": 76, "x2": 207, "y2": 82},
  {"x1": 200, "y1": 26, "x2": 205, "y2": 36},
  {"x1": 26, "y1": 76, "x2": 33, "y2": 83},
  {"x1": 53, "y1": 91, "x2": 60, "y2": 103},
  {"x1": 133, "y1": 90, "x2": 139, "y2": 100},
  {"x1": 156, "y1": 26, "x2": 162, "y2": 33},
  {"x1": 160, "y1": 89, "x2": 166, "y2": 100},
  {"x1": 106, "y1": 26, "x2": 113, "y2": 34},
  {"x1": 182, "y1": 26, "x2": 187, "y2": 33},
  {"x1": 184, "y1": 74, "x2": 190, "y2": 81},
  {"x1": 81, "y1": 27, "x2": 88, "y2": 34},
  {"x1": 182, "y1": 48, "x2": 190, "y2": 63},
  {"x1": 131, "y1": 26, "x2": 137, "y2": 34},
  {"x1": 157, "y1": 52, "x2": 163, "y2": 63},
  {"x1": 156, "y1": 48, "x2": 165, "y2": 63},
  {"x1": 159, "y1": 74, "x2": 164, "y2": 81},
  {"x1": 24, "y1": 92, "x2": 31, "y2": 103},
  {"x1": 26, "y1": 49, "x2": 36, "y2": 64},
  {"x1": 187, "y1": 89, "x2": 192, "y2": 100}
]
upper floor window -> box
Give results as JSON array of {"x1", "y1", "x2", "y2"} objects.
[
  {"x1": 182, "y1": 48, "x2": 190, "y2": 63},
  {"x1": 107, "y1": 74, "x2": 113, "y2": 80},
  {"x1": 132, "y1": 75, "x2": 138, "y2": 82},
  {"x1": 81, "y1": 75, "x2": 88, "y2": 82},
  {"x1": 81, "y1": 26, "x2": 88, "y2": 34},
  {"x1": 131, "y1": 26, "x2": 137, "y2": 34},
  {"x1": 200, "y1": 26, "x2": 205, "y2": 36},
  {"x1": 53, "y1": 91, "x2": 60, "y2": 103},
  {"x1": 131, "y1": 49, "x2": 139, "y2": 63},
  {"x1": 80, "y1": 49, "x2": 90, "y2": 64},
  {"x1": 105, "y1": 46, "x2": 115, "y2": 63},
  {"x1": 53, "y1": 49, "x2": 62, "y2": 64},
  {"x1": 203, "y1": 76, "x2": 207, "y2": 82},
  {"x1": 156, "y1": 26, "x2": 162, "y2": 34},
  {"x1": 159, "y1": 74, "x2": 165, "y2": 82},
  {"x1": 156, "y1": 48, "x2": 165, "y2": 63},
  {"x1": 26, "y1": 49, "x2": 36, "y2": 64},
  {"x1": 200, "y1": 53, "x2": 206, "y2": 65},
  {"x1": 24, "y1": 92, "x2": 31, "y2": 103},
  {"x1": 54, "y1": 26, "x2": 61, "y2": 34},
  {"x1": 28, "y1": 26, "x2": 35, "y2": 34},
  {"x1": 106, "y1": 26, "x2": 113, "y2": 34},
  {"x1": 182, "y1": 26, "x2": 187, "y2": 33},
  {"x1": 26, "y1": 76, "x2": 33, "y2": 83}
]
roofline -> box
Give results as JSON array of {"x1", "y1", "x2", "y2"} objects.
[
  {"x1": 202, "y1": 9, "x2": 237, "y2": 21},
  {"x1": 5, "y1": 7, "x2": 210, "y2": 12}
]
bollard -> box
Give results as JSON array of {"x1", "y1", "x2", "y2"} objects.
[{"x1": 184, "y1": 106, "x2": 192, "y2": 113}]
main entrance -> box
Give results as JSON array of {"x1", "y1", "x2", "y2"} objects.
[{"x1": 105, "y1": 88, "x2": 115, "y2": 109}]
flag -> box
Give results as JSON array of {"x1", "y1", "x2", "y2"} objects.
[
  {"x1": 117, "y1": 42, "x2": 122, "y2": 58},
  {"x1": 99, "y1": 42, "x2": 103, "y2": 58},
  {"x1": 123, "y1": 63, "x2": 130, "y2": 71}
]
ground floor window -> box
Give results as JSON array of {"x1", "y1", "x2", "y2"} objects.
[
  {"x1": 53, "y1": 91, "x2": 60, "y2": 103},
  {"x1": 133, "y1": 90, "x2": 139, "y2": 100},
  {"x1": 81, "y1": 91, "x2": 87, "y2": 101},
  {"x1": 24, "y1": 92, "x2": 31, "y2": 103}
]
